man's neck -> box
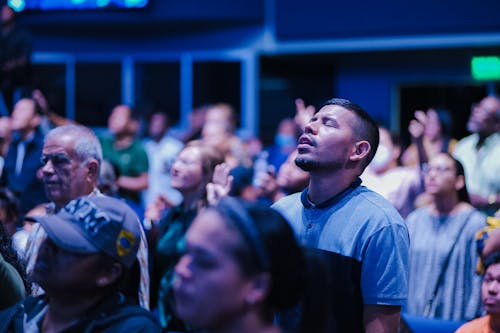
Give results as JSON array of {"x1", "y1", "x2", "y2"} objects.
[
  {"x1": 476, "y1": 131, "x2": 495, "y2": 149},
  {"x1": 114, "y1": 133, "x2": 133, "y2": 149},
  {"x1": 308, "y1": 170, "x2": 358, "y2": 205}
]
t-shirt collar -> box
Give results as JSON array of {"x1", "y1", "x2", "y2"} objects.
[{"x1": 301, "y1": 177, "x2": 362, "y2": 209}]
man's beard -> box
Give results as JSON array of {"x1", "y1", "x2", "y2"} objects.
[{"x1": 295, "y1": 156, "x2": 342, "y2": 172}]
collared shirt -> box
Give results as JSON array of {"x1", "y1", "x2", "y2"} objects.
[{"x1": 24, "y1": 188, "x2": 150, "y2": 310}]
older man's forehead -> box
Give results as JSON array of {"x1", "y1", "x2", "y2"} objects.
[{"x1": 43, "y1": 134, "x2": 78, "y2": 156}]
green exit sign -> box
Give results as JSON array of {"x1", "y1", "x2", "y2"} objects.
[{"x1": 471, "y1": 56, "x2": 500, "y2": 81}]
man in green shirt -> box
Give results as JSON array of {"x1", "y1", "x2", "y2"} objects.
[{"x1": 100, "y1": 105, "x2": 149, "y2": 207}]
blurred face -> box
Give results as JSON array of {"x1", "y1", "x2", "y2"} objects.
[
  {"x1": 42, "y1": 133, "x2": 91, "y2": 208},
  {"x1": 424, "y1": 153, "x2": 461, "y2": 197},
  {"x1": 482, "y1": 263, "x2": 500, "y2": 314},
  {"x1": 369, "y1": 127, "x2": 398, "y2": 173},
  {"x1": 276, "y1": 150, "x2": 309, "y2": 192},
  {"x1": 424, "y1": 109, "x2": 441, "y2": 140},
  {"x1": 108, "y1": 105, "x2": 131, "y2": 135},
  {"x1": 32, "y1": 237, "x2": 102, "y2": 296},
  {"x1": 467, "y1": 96, "x2": 500, "y2": 135},
  {"x1": 170, "y1": 147, "x2": 204, "y2": 194},
  {"x1": 173, "y1": 209, "x2": 254, "y2": 330},
  {"x1": 11, "y1": 99, "x2": 37, "y2": 132},
  {"x1": 296, "y1": 105, "x2": 357, "y2": 171},
  {"x1": 148, "y1": 113, "x2": 167, "y2": 140}
]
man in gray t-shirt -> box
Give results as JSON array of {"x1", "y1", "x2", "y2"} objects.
[{"x1": 273, "y1": 98, "x2": 409, "y2": 333}]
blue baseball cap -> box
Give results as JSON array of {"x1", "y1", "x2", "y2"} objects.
[{"x1": 35, "y1": 195, "x2": 141, "y2": 268}]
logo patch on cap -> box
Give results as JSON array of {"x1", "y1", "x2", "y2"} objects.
[{"x1": 116, "y1": 229, "x2": 136, "y2": 257}]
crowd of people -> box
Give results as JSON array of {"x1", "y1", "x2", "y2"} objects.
[{"x1": 0, "y1": 4, "x2": 499, "y2": 332}]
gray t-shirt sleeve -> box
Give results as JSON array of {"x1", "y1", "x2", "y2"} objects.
[{"x1": 361, "y1": 222, "x2": 409, "y2": 306}]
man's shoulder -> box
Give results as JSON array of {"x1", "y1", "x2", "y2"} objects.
[{"x1": 272, "y1": 192, "x2": 302, "y2": 212}]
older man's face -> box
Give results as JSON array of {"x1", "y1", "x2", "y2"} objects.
[{"x1": 41, "y1": 134, "x2": 89, "y2": 208}]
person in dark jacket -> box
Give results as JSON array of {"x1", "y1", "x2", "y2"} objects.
[{"x1": 0, "y1": 195, "x2": 160, "y2": 333}]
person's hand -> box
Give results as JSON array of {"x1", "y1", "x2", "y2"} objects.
[
  {"x1": 294, "y1": 98, "x2": 315, "y2": 131},
  {"x1": 408, "y1": 110, "x2": 427, "y2": 141},
  {"x1": 207, "y1": 163, "x2": 234, "y2": 206},
  {"x1": 32, "y1": 89, "x2": 50, "y2": 114},
  {"x1": 144, "y1": 194, "x2": 172, "y2": 221}
]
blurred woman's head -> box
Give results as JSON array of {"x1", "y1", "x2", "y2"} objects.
[
  {"x1": 424, "y1": 153, "x2": 469, "y2": 203},
  {"x1": 170, "y1": 141, "x2": 224, "y2": 203},
  {"x1": 173, "y1": 197, "x2": 304, "y2": 332}
]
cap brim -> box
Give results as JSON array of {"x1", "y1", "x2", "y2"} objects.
[{"x1": 34, "y1": 214, "x2": 99, "y2": 254}]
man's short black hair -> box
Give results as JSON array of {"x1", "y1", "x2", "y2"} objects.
[
  {"x1": 484, "y1": 251, "x2": 500, "y2": 273},
  {"x1": 321, "y1": 98, "x2": 380, "y2": 170}
]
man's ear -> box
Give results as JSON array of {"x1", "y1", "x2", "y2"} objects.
[
  {"x1": 350, "y1": 140, "x2": 371, "y2": 163},
  {"x1": 244, "y1": 272, "x2": 271, "y2": 306},
  {"x1": 96, "y1": 262, "x2": 123, "y2": 287},
  {"x1": 86, "y1": 159, "x2": 99, "y2": 181}
]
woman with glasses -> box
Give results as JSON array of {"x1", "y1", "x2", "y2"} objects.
[{"x1": 404, "y1": 153, "x2": 486, "y2": 321}]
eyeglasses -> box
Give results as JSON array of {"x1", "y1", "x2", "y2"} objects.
[{"x1": 422, "y1": 164, "x2": 454, "y2": 175}]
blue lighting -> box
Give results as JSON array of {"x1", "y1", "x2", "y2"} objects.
[
  {"x1": 7, "y1": 0, "x2": 25, "y2": 12},
  {"x1": 96, "y1": 0, "x2": 111, "y2": 7},
  {"x1": 9, "y1": 0, "x2": 149, "y2": 11},
  {"x1": 124, "y1": 0, "x2": 148, "y2": 8}
]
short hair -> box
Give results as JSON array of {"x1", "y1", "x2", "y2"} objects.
[
  {"x1": 483, "y1": 251, "x2": 500, "y2": 273},
  {"x1": 45, "y1": 125, "x2": 103, "y2": 166},
  {"x1": 321, "y1": 98, "x2": 380, "y2": 170}
]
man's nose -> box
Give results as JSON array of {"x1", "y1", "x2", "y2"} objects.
[
  {"x1": 489, "y1": 281, "x2": 499, "y2": 295},
  {"x1": 304, "y1": 120, "x2": 318, "y2": 134},
  {"x1": 42, "y1": 159, "x2": 55, "y2": 174}
]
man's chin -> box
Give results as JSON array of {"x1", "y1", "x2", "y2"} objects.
[{"x1": 294, "y1": 157, "x2": 316, "y2": 172}]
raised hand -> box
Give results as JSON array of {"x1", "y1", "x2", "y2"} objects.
[
  {"x1": 294, "y1": 98, "x2": 315, "y2": 131},
  {"x1": 207, "y1": 163, "x2": 234, "y2": 206}
]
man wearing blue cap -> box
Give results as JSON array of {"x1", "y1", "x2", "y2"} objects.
[{"x1": 0, "y1": 195, "x2": 160, "y2": 332}]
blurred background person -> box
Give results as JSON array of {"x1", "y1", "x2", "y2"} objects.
[
  {"x1": 401, "y1": 107, "x2": 456, "y2": 167},
  {"x1": 361, "y1": 126, "x2": 423, "y2": 218},
  {"x1": 265, "y1": 117, "x2": 300, "y2": 172},
  {"x1": 405, "y1": 153, "x2": 486, "y2": 321},
  {"x1": 100, "y1": 104, "x2": 149, "y2": 216},
  {"x1": 0, "y1": 4, "x2": 32, "y2": 116},
  {"x1": 146, "y1": 140, "x2": 224, "y2": 331},
  {"x1": 142, "y1": 110, "x2": 184, "y2": 209},
  {"x1": 201, "y1": 103, "x2": 249, "y2": 168},
  {"x1": 2, "y1": 97, "x2": 46, "y2": 216},
  {"x1": 453, "y1": 95, "x2": 500, "y2": 215}
]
